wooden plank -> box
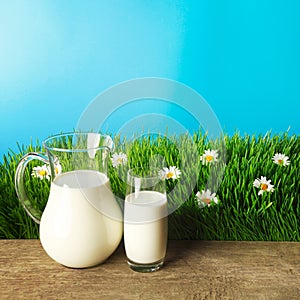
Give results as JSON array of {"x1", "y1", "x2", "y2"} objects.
[{"x1": 0, "y1": 240, "x2": 299, "y2": 299}]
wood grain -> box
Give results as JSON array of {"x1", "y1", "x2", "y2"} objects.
[{"x1": 0, "y1": 240, "x2": 299, "y2": 299}]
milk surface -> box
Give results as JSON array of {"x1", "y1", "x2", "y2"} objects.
[
  {"x1": 124, "y1": 191, "x2": 168, "y2": 264},
  {"x1": 40, "y1": 170, "x2": 123, "y2": 268}
]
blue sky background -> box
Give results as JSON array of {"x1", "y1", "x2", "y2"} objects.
[{"x1": 0, "y1": 0, "x2": 299, "y2": 158}]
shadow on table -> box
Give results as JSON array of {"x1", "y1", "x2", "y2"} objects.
[{"x1": 164, "y1": 240, "x2": 207, "y2": 268}]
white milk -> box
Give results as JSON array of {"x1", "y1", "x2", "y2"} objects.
[
  {"x1": 40, "y1": 170, "x2": 123, "y2": 268},
  {"x1": 124, "y1": 191, "x2": 168, "y2": 264}
]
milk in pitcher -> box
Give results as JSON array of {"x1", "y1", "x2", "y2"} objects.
[{"x1": 40, "y1": 170, "x2": 123, "y2": 268}]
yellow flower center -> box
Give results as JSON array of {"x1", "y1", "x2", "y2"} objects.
[
  {"x1": 278, "y1": 159, "x2": 283, "y2": 165},
  {"x1": 38, "y1": 170, "x2": 47, "y2": 176},
  {"x1": 204, "y1": 198, "x2": 211, "y2": 205},
  {"x1": 166, "y1": 172, "x2": 174, "y2": 179},
  {"x1": 205, "y1": 155, "x2": 213, "y2": 162},
  {"x1": 261, "y1": 183, "x2": 268, "y2": 191},
  {"x1": 117, "y1": 157, "x2": 123, "y2": 164}
]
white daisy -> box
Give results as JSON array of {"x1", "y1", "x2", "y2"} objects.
[
  {"x1": 195, "y1": 189, "x2": 219, "y2": 208},
  {"x1": 53, "y1": 162, "x2": 62, "y2": 176},
  {"x1": 111, "y1": 152, "x2": 128, "y2": 167},
  {"x1": 253, "y1": 176, "x2": 274, "y2": 196},
  {"x1": 200, "y1": 149, "x2": 218, "y2": 165},
  {"x1": 159, "y1": 166, "x2": 181, "y2": 180},
  {"x1": 31, "y1": 165, "x2": 51, "y2": 181},
  {"x1": 272, "y1": 153, "x2": 290, "y2": 166}
]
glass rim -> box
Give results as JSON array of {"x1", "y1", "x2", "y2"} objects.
[
  {"x1": 43, "y1": 132, "x2": 112, "y2": 153},
  {"x1": 127, "y1": 167, "x2": 162, "y2": 180}
]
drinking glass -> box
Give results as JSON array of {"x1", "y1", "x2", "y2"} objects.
[{"x1": 124, "y1": 167, "x2": 168, "y2": 272}]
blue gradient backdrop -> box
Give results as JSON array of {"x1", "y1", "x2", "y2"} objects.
[{"x1": 1, "y1": 0, "x2": 299, "y2": 157}]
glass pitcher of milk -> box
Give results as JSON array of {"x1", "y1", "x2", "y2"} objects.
[{"x1": 15, "y1": 132, "x2": 123, "y2": 268}]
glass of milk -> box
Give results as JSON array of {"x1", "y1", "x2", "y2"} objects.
[{"x1": 124, "y1": 167, "x2": 168, "y2": 272}]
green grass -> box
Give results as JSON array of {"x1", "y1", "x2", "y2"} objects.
[{"x1": 0, "y1": 131, "x2": 299, "y2": 240}]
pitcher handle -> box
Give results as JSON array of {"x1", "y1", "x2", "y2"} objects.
[{"x1": 15, "y1": 152, "x2": 49, "y2": 224}]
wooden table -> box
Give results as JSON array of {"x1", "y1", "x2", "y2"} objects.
[{"x1": 0, "y1": 240, "x2": 299, "y2": 299}]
